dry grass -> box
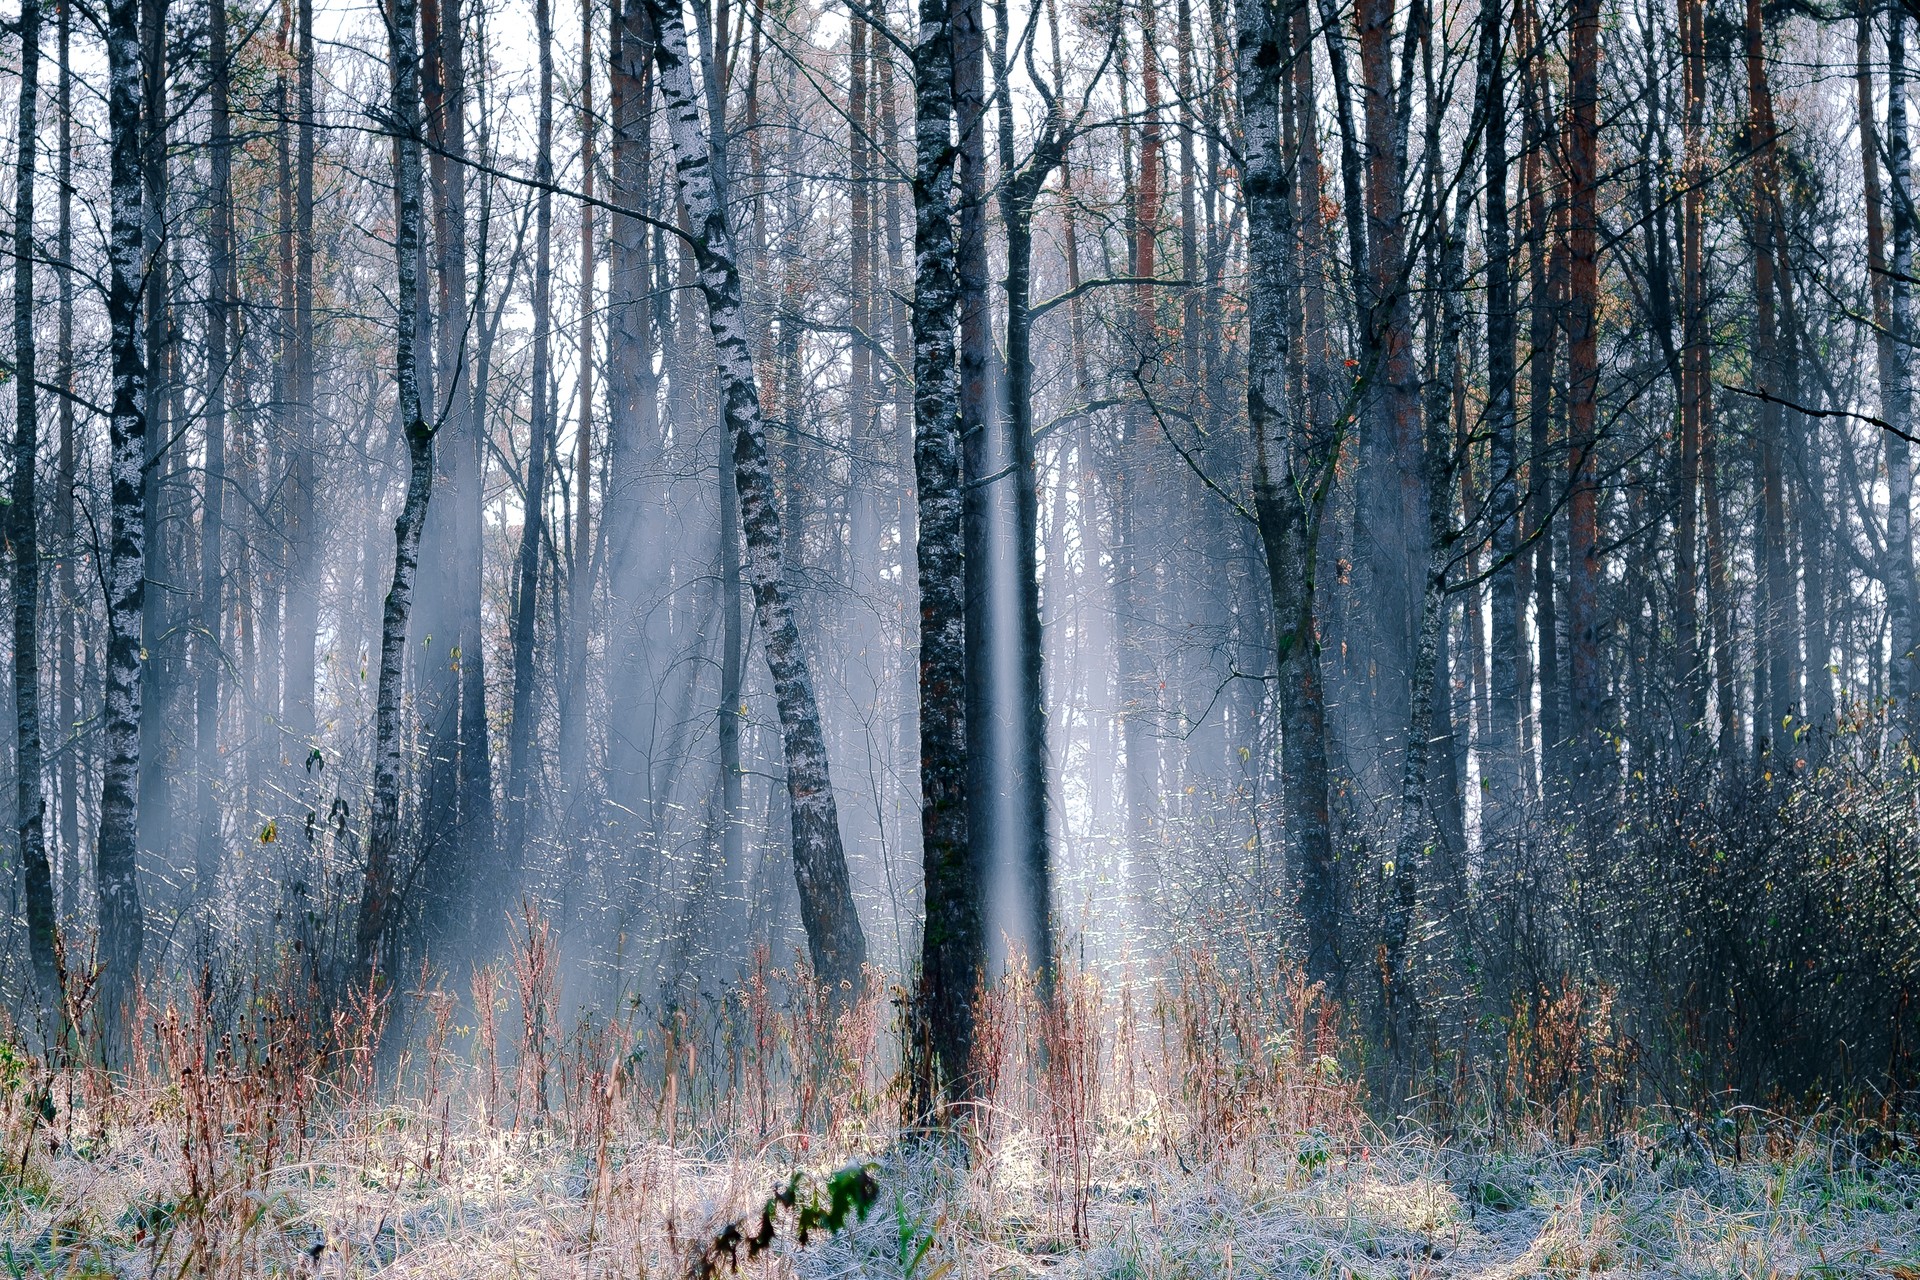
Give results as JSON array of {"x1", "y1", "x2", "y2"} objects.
[{"x1": 0, "y1": 950, "x2": 1915, "y2": 1279}]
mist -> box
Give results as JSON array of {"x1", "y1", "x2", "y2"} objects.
[{"x1": 1, "y1": 0, "x2": 1919, "y2": 1268}]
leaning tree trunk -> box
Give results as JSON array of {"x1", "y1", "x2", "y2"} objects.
[
  {"x1": 640, "y1": 0, "x2": 868, "y2": 1000},
  {"x1": 98, "y1": 0, "x2": 150, "y2": 1064},
  {"x1": 13, "y1": 0, "x2": 62, "y2": 1037},
  {"x1": 355, "y1": 0, "x2": 437, "y2": 989}
]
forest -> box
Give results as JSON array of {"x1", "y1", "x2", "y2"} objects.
[{"x1": 1, "y1": 0, "x2": 1919, "y2": 1266}]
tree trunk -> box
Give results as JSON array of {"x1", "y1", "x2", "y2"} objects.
[
  {"x1": 577, "y1": 0, "x2": 596, "y2": 571},
  {"x1": 422, "y1": 0, "x2": 494, "y2": 936},
  {"x1": 284, "y1": 0, "x2": 318, "y2": 749},
  {"x1": 1888, "y1": 9, "x2": 1919, "y2": 723},
  {"x1": 1237, "y1": 0, "x2": 1342, "y2": 998},
  {"x1": 555, "y1": 0, "x2": 598, "y2": 850},
  {"x1": 136, "y1": 0, "x2": 173, "y2": 877},
  {"x1": 196, "y1": 0, "x2": 231, "y2": 922},
  {"x1": 1483, "y1": 0, "x2": 1520, "y2": 834},
  {"x1": 507, "y1": 0, "x2": 556, "y2": 891},
  {"x1": 1522, "y1": 2, "x2": 1560, "y2": 784},
  {"x1": 355, "y1": 0, "x2": 437, "y2": 988},
  {"x1": 991, "y1": 0, "x2": 1061, "y2": 984},
  {"x1": 14, "y1": 0, "x2": 62, "y2": 1035},
  {"x1": 642, "y1": 0, "x2": 868, "y2": 999},
  {"x1": 1382, "y1": 0, "x2": 1489, "y2": 1059},
  {"x1": 98, "y1": 0, "x2": 150, "y2": 1060},
  {"x1": 1746, "y1": 0, "x2": 1793, "y2": 760},
  {"x1": 910, "y1": 0, "x2": 983, "y2": 1104},
  {"x1": 953, "y1": 0, "x2": 1002, "y2": 954},
  {"x1": 1356, "y1": 0, "x2": 1422, "y2": 783},
  {"x1": 56, "y1": 0, "x2": 78, "y2": 922},
  {"x1": 1564, "y1": 0, "x2": 1603, "y2": 775},
  {"x1": 719, "y1": 419, "x2": 745, "y2": 912},
  {"x1": 1677, "y1": 0, "x2": 1707, "y2": 735},
  {"x1": 603, "y1": 0, "x2": 660, "y2": 860}
]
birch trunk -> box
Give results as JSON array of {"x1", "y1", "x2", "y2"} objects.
[
  {"x1": 13, "y1": 0, "x2": 62, "y2": 1034},
  {"x1": 355, "y1": 0, "x2": 436, "y2": 987},
  {"x1": 910, "y1": 0, "x2": 983, "y2": 1104},
  {"x1": 641, "y1": 0, "x2": 869, "y2": 999},
  {"x1": 1236, "y1": 0, "x2": 1342, "y2": 997},
  {"x1": 98, "y1": 0, "x2": 149, "y2": 1061}
]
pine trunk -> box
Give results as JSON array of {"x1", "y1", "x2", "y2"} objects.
[{"x1": 1564, "y1": 0, "x2": 1603, "y2": 773}]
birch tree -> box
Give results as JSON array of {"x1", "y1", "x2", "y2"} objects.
[{"x1": 640, "y1": 0, "x2": 869, "y2": 1000}]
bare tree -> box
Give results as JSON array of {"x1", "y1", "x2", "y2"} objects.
[
  {"x1": 641, "y1": 0, "x2": 868, "y2": 999},
  {"x1": 356, "y1": 0, "x2": 439, "y2": 988},
  {"x1": 13, "y1": 0, "x2": 62, "y2": 1035}
]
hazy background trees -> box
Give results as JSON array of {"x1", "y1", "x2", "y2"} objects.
[{"x1": 0, "y1": 0, "x2": 1916, "y2": 1108}]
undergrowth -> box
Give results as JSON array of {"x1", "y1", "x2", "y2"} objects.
[{"x1": 0, "y1": 932, "x2": 1915, "y2": 1278}]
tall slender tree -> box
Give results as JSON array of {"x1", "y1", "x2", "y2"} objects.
[
  {"x1": 641, "y1": 0, "x2": 869, "y2": 999},
  {"x1": 508, "y1": 0, "x2": 557, "y2": 878},
  {"x1": 13, "y1": 0, "x2": 61, "y2": 1035},
  {"x1": 1483, "y1": 0, "x2": 1521, "y2": 831},
  {"x1": 910, "y1": 0, "x2": 983, "y2": 1103},
  {"x1": 55, "y1": 0, "x2": 78, "y2": 921},
  {"x1": 98, "y1": 0, "x2": 150, "y2": 1060},
  {"x1": 1564, "y1": 0, "x2": 1603, "y2": 771},
  {"x1": 356, "y1": 0, "x2": 438, "y2": 987},
  {"x1": 197, "y1": 0, "x2": 232, "y2": 912},
  {"x1": 1887, "y1": 6, "x2": 1917, "y2": 721}
]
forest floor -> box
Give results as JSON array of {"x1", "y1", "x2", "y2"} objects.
[
  {"x1": 4, "y1": 1078, "x2": 1918, "y2": 1279},
  {"x1": 3, "y1": 960, "x2": 1916, "y2": 1278}
]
